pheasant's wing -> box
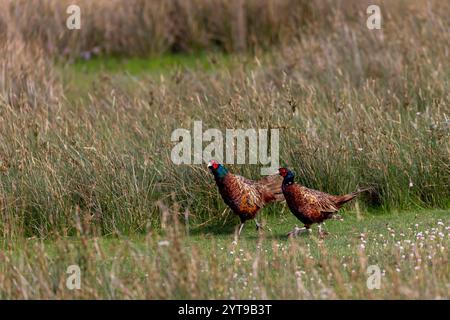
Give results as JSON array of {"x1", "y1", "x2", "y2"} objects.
[
  {"x1": 302, "y1": 187, "x2": 339, "y2": 213},
  {"x1": 232, "y1": 174, "x2": 266, "y2": 208}
]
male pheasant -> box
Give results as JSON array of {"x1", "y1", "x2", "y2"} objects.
[
  {"x1": 278, "y1": 167, "x2": 368, "y2": 237},
  {"x1": 208, "y1": 160, "x2": 284, "y2": 235}
]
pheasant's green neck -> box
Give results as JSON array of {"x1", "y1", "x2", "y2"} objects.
[{"x1": 214, "y1": 165, "x2": 229, "y2": 179}]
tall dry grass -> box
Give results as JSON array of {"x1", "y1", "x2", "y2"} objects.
[{"x1": 1, "y1": 0, "x2": 328, "y2": 57}]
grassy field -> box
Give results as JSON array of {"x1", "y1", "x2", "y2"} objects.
[
  {"x1": 0, "y1": 0, "x2": 448, "y2": 299},
  {"x1": 0, "y1": 209, "x2": 448, "y2": 299}
]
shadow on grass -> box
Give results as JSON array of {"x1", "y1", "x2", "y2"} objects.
[
  {"x1": 190, "y1": 221, "x2": 237, "y2": 236},
  {"x1": 190, "y1": 221, "x2": 309, "y2": 241}
]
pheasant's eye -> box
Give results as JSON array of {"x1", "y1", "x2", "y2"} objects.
[{"x1": 213, "y1": 163, "x2": 219, "y2": 170}]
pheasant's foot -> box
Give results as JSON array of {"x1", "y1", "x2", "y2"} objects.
[
  {"x1": 318, "y1": 230, "x2": 330, "y2": 239},
  {"x1": 318, "y1": 224, "x2": 329, "y2": 239},
  {"x1": 255, "y1": 220, "x2": 264, "y2": 231},
  {"x1": 287, "y1": 226, "x2": 309, "y2": 237},
  {"x1": 332, "y1": 214, "x2": 343, "y2": 221}
]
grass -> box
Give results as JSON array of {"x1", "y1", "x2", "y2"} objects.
[
  {"x1": 1, "y1": 209, "x2": 448, "y2": 299},
  {"x1": 182, "y1": 208, "x2": 449, "y2": 262},
  {"x1": 61, "y1": 52, "x2": 240, "y2": 101},
  {"x1": 69, "y1": 52, "x2": 233, "y2": 75}
]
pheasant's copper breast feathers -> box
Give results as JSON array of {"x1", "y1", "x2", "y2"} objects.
[
  {"x1": 214, "y1": 171, "x2": 284, "y2": 220},
  {"x1": 217, "y1": 173, "x2": 263, "y2": 217},
  {"x1": 282, "y1": 179, "x2": 358, "y2": 225}
]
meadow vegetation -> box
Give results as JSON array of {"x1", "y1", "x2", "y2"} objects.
[
  {"x1": 0, "y1": 210, "x2": 448, "y2": 299},
  {"x1": 0, "y1": 0, "x2": 448, "y2": 299}
]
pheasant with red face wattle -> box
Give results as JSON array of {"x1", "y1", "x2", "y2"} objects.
[
  {"x1": 279, "y1": 167, "x2": 368, "y2": 237},
  {"x1": 208, "y1": 160, "x2": 284, "y2": 236}
]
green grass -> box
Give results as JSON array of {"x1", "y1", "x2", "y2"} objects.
[
  {"x1": 61, "y1": 51, "x2": 246, "y2": 101},
  {"x1": 9, "y1": 206, "x2": 447, "y2": 254},
  {"x1": 140, "y1": 209, "x2": 449, "y2": 262},
  {"x1": 186, "y1": 209, "x2": 448, "y2": 253},
  {"x1": 70, "y1": 52, "x2": 233, "y2": 74},
  {"x1": 1, "y1": 209, "x2": 448, "y2": 299},
  {"x1": 76, "y1": 208, "x2": 448, "y2": 264}
]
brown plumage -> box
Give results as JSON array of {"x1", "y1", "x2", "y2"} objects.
[
  {"x1": 208, "y1": 160, "x2": 284, "y2": 235},
  {"x1": 279, "y1": 167, "x2": 368, "y2": 237}
]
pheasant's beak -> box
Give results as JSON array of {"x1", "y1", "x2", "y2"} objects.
[{"x1": 207, "y1": 161, "x2": 213, "y2": 168}]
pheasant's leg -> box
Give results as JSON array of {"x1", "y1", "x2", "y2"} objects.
[
  {"x1": 237, "y1": 222, "x2": 245, "y2": 236},
  {"x1": 331, "y1": 214, "x2": 343, "y2": 221},
  {"x1": 255, "y1": 219, "x2": 263, "y2": 231},
  {"x1": 287, "y1": 225, "x2": 310, "y2": 237},
  {"x1": 318, "y1": 223, "x2": 329, "y2": 238}
]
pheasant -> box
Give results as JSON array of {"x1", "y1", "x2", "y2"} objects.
[
  {"x1": 208, "y1": 160, "x2": 284, "y2": 235},
  {"x1": 278, "y1": 167, "x2": 368, "y2": 237}
]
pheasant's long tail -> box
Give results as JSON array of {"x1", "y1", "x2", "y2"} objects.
[
  {"x1": 258, "y1": 174, "x2": 284, "y2": 202},
  {"x1": 333, "y1": 193, "x2": 357, "y2": 208},
  {"x1": 334, "y1": 187, "x2": 373, "y2": 208}
]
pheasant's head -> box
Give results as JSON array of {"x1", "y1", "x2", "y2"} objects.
[
  {"x1": 278, "y1": 167, "x2": 295, "y2": 183},
  {"x1": 278, "y1": 167, "x2": 289, "y2": 177},
  {"x1": 208, "y1": 160, "x2": 228, "y2": 178}
]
